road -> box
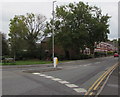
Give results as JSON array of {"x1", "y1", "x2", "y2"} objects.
[
  {"x1": 1, "y1": 56, "x2": 119, "y2": 96},
  {"x1": 100, "y1": 64, "x2": 119, "y2": 95}
]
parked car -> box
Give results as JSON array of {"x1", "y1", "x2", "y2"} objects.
[
  {"x1": 114, "y1": 53, "x2": 119, "y2": 57},
  {"x1": 2, "y1": 57, "x2": 14, "y2": 63}
]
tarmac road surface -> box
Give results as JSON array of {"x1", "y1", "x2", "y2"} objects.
[{"x1": 2, "y1": 56, "x2": 118, "y2": 95}]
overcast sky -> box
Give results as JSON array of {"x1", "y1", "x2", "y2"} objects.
[{"x1": 0, "y1": 0, "x2": 119, "y2": 40}]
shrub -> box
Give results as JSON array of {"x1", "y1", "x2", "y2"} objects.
[{"x1": 107, "y1": 51, "x2": 114, "y2": 56}]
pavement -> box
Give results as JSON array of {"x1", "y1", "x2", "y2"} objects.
[{"x1": 1, "y1": 56, "x2": 119, "y2": 96}]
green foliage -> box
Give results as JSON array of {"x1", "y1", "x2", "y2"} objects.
[
  {"x1": 107, "y1": 51, "x2": 114, "y2": 55},
  {"x1": 118, "y1": 38, "x2": 120, "y2": 53},
  {"x1": 1, "y1": 60, "x2": 52, "y2": 65},
  {"x1": 94, "y1": 52, "x2": 107, "y2": 57},
  {"x1": 79, "y1": 54, "x2": 93, "y2": 59},
  {"x1": 0, "y1": 33, "x2": 9, "y2": 56},
  {"x1": 2, "y1": 62, "x2": 16, "y2": 65},
  {"x1": 45, "y1": 2, "x2": 110, "y2": 59},
  {"x1": 9, "y1": 13, "x2": 46, "y2": 59}
]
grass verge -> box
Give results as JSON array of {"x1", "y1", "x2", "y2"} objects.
[
  {"x1": 0, "y1": 60, "x2": 70, "y2": 65},
  {"x1": 1, "y1": 60, "x2": 52, "y2": 65}
]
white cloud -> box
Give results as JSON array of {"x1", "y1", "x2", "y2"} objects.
[
  {"x1": 88, "y1": 2, "x2": 118, "y2": 40},
  {"x1": 0, "y1": 0, "x2": 119, "y2": 40},
  {"x1": 0, "y1": 0, "x2": 119, "y2": 2}
]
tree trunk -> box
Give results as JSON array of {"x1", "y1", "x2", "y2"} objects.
[
  {"x1": 65, "y1": 50, "x2": 70, "y2": 60},
  {"x1": 90, "y1": 47, "x2": 95, "y2": 57}
]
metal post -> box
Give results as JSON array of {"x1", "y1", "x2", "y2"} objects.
[{"x1": 52, "y1": 1, "x2": 56, "y2": 62}]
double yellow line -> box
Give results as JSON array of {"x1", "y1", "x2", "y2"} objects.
[{"x1": 85, "y1": 63, "x2": 119, "y2": 96}]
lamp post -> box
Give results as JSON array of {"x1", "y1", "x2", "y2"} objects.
[{"x1": 52, "y1": 1, "x2": 56, "y2": 61}]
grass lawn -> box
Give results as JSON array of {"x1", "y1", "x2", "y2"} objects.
[
  {"x1": 0, "y1": 60, "x2": 70, "y2": 65},
  {"x1": 1, "y1": 60, "x2": 52, "y2": 65}
]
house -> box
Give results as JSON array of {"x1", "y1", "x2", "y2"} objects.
[{"x1": 41, "y1": 37, "x2": 117, "y2": 60}]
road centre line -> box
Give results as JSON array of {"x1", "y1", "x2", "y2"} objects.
[
  {"x1": 32, "y1": 73, "x2": 87, "y2": 94},
  {"x1": 86, "y1": 63, "x2": 92, "y2": 66},
  {"x1": 66, "y1": 62, "x2": 72, "y2": 63},
  {"x1": 80, "y1": 63, "x2": 92, "y2": 67}
]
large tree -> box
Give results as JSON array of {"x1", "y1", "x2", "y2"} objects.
[
  {"x1": 45, "y1": 2, "x2": 110, "y2": 59},
  {"x1": 118, "y1": 38, "x2": 120, "y2": 53},
  {"x1": 9, "y1": 13, "x2": 46, "y2": 59},
  {"x1": 0, "y1": 32, "x2": 9, "y2": 56}
]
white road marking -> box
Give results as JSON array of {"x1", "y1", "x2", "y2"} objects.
[
  {"x1": 58, "y1": 80, "x2": 70, "y2": 84},
  {"x1": 32, "y1": 73, "x2": 41, "y2": 75},
  {"x1": 39, "y1": 74, "x2": 46, "y2": 76},
  {"x1": 44, "y1": 76, "x2": 54, "y2": 79},
  {"x1": 66, "y1": 62, "x2": 72, "y2": 63},
  {"x1": 107, "y1": 84, "x2": 118, "y2": 88},
  {"x1": 73, "y1": 88, "x2": 87, "y2": 93},
  {"x1": 65, "y1": 84, "x2": 79, "y2": 88},
  {"x1": 64, "y1": 66, "x2": 78, "y2": 69},
  {"x1": 67, "y1": 67, "x2": 78, "y2": 69},
  {"x1": 86, "y1": 63, "x2": 92, "y2": 66},
  {"x1": 79, "y1": 63, "x2": 92, "y2": 67},
  {"x1": 95, "y1": 62, "x2": 101, "y2": 64},
  {"x1": 32, "y1": 72, "x2": 87, "y2": 94},
  {"x1": 105, "y1": 67, "x2": 109, "y2": 71},
  {"x1": 51, "y1": 78, "x2": 62, "y2": 81}
]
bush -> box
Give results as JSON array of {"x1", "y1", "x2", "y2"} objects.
[
  {"x1": 2, "y1": 58, "x2": 16, "y2": 65},
  {"x1": 94, "y1": 52, "x2": 107, "y2": 57},
  {"x1": 68, "y1": 54, "x2": 92, "y2": 60},
  {"x1": 55, "y1": 54, "x2": 66, "y2": 61},
  {"x1": 3, "y1": 62, "x2": 16, "y2": 65},
  {"x1": 107, "y1": 51, "x2": 114, "y2": 56},
  {"x1": 79, "y1": 54, "x2": 92, "y2": 59}
]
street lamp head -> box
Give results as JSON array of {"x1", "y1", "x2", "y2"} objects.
[{"x1": 53, "y1": 1, "x2": 56, "y2": 3}]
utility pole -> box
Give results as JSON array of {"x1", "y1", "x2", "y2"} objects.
[{"x1": 52, "y1": 1, "x2": 56, "y2": 61}]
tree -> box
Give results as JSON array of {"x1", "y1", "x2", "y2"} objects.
[
  {"x1": 86, "y1": 6, "x2": 110, "y2": 54},
  {"x1": 0, "y1": 32, "x2": 9, "y2": 56},
  {"x1": 9, "y1": 13, "x2": 46, "y2": 59},
  {"x1": 118, "y1": 38, "x2": 120, "y2": 53},
  {"x1": 45, "y1": 2, "x2": 110, "y2": 59}
]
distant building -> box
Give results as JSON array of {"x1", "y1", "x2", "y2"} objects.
[
  {"x1": 94, "y1": 42, "x2": 116, "y2": 53},
  {"x1": 83, "y1": 42, "x2": 117, "y2": 55},
  {"x1": 41, "y1": 37, "x2": 117, "y2": 60}
]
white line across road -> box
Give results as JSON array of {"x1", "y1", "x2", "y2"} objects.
[
  {"x1": 58, "y1": 80, "x2": 70, "y2": 84},
  {"x1": 44, "y1": 76, "x2": 54, "y2": 79},
  {"x1": 95, "y1": 62, "x2": 101, "y2": 64},
  {"x1": 39, "y1": 74, "x2": 46, "y2": 77},
  {"x1": 73, "y1": 88, "x2": 87, "y2": 93},
  {"x1": 32, "y1": 72, "x2": 87, "y2": 94},
  {"x1": 65, "y1": 84, "x2": 79, "y2": 88},
  {"x1": 51, "y1": 78, "x2": 62, "y2": 81},
  {"x1": 33, "y1": 73, "x2": 41, "y2": 75}
]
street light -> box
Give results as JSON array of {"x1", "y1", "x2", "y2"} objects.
[{"x1": 52, "y1": 1, "x2": 56, "y2": 61}]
